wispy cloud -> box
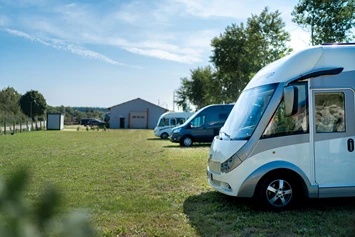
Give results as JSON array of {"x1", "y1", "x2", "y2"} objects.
[
  {"x1": 124, "y1": 47, "x2": 202, "y2": 64},
  {"x1": 4, "y1": 28, "x2": 142, "y2": 68},
  {"x1": 0, "y1": 16, "x2": 9, "y2": 26},
  {"x1": 1, "y1": 0, "x2": 307, "y2": 66}
]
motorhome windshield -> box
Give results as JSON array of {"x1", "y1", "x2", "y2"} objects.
[
  {"x1": 221, "y1": 83, "x2": 278, "y2": 140},
  {"x1": 158, "y1": 118, "x2": 169, "y2": 127}
]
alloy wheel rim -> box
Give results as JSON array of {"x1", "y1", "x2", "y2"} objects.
[{"x1": 266, "y1": 179, "x2": 292, "y2": 207}]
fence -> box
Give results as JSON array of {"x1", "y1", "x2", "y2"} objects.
[{"x1": 1, "y1": 121, "x2": 46, "y2": 135}]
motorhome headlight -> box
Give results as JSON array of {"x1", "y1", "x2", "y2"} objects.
[
  {"x1": 220, "y1": 153, "x2": 242, "y2": 173},
  {"x1": 172, "y1": 128, "x2": 181, "y2": 134}
]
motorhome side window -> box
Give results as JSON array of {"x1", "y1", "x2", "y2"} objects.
[
  {"x1": 170, "y1": 119, "x2": 176, "y2": 126},
  {"x1": 158, "y1": 118, "x2": 169, "y2": 126},
  {"x1": 190, "y1": 115, "x2": 206, "y2": 128},
  {"x1": 315, "y1": 92, "x2": 345, "y2": 133},
  {"x1": 176, "y1": 118, "x2": 185, "y2": 125},
  {"x1": 262, "y1": 83, "x2": 308, "y2": 138}
]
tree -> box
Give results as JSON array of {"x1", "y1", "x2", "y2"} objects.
[
  {"x1": 175, "y1": 77, "x2": 190, "y2": 111},
  {"x1": 19, "y1": 90, "x2": 47, "y2": 120},
  {"x1": 0, "y1": 87, "x2": 25, "y2": 123},
  {"x1": 210, "y1": 23, "x2": 250, "y2": 102},
  {"x1": 292, "y1": 0, "x2": 355, "y2": 45},
  {"x1": 175, "y1": 66, "x2": 222, "y2": 110},
  {"x1": 176, "y1": 8, "x2": 291, "y2": 109},
  {"x1": 210, "y1": 7, "x2": 291, "y2": 102},
  {"x1": 247, "y1": 7, "x2": 292, "y2": 69}
]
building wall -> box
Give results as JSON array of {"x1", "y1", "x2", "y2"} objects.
[{"x1": 110, "y1": 99, "x2": 166, "y2": 129}]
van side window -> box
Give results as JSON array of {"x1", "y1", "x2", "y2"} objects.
[
  {"x1": 191, "y1": 115, "x2": 206, "y2": 128},
  {"x1": 262, "y1": 83, "x2": 308, "y2": 138},
  {"x1": 315, "y1": 92, "x2": 345, "y2": 133}
]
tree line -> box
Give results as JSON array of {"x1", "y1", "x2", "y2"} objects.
[
  {"x1": 0, "y1": 87, "x2": 106, "y2": 125},
  {"x1": 176, "y1": 0, "x2": 355, "y2": 110}
]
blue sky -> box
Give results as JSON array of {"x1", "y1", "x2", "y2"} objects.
[{"x1": 0, "y1": 0, "x2": 310, "y2": 110}]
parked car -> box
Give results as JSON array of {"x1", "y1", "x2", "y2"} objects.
[
  {"x1": 170, "y1": 104, "x2": 233, "y2": 147},
  {"x1": 87, "y1": 119, "x2": 106, "y2": 127},
  {"x1": 80, "y1": 118, "x2": 92, "y2": 126}
]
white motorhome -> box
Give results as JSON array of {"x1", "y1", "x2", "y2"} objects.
[
  {"x1": 207, "y1": 44, "x2": 355, "y2": 210},
  {"x1": 154, "y1": 112, "x2": 193, "y2": 139}
]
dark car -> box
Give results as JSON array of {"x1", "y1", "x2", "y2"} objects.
[
  {"x1": 80, "y1": 118, "x2": 92, "y2": 126},
  {"x1": 87, "y1": 119, "x2": 106, "y2": 127},
  {"x1": 170, "y1": 104, "x2": 233, "y2": 147}
]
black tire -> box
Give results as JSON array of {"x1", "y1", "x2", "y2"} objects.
[
  {"x1": 258, "y1": 174, "x2": 298, "y2": 211},
  {"x1": 160, "y1": 133, "x2": 168, "y2": 139},
  {"x1": 180, "y1": 136, "x2": 193, "y2": 147}
]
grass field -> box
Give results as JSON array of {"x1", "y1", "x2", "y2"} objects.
[{"x1": 1, "y1": 129, "x2": 355, "y2": 237}]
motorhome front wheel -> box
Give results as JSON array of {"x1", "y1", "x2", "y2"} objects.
[
  {"x1": 259, "y1": 175, "x2": 297, "y2": 210},
  {"x1": 160, "y1": 133, "x2": 168, "y2": 139}
]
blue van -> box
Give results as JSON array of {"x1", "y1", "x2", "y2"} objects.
[{"x1": 170, "y1": 104, "x2": 233, "y2": 147}]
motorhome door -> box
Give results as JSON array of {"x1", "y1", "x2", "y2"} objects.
[{"x1": 312, "y1": 89, "x2": 355, "y2": 196}]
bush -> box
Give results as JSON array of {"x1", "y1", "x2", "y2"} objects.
[
  {"x1": 77, "y1": 126, "x2": 80, "y2": 131},
  {"x1": 0, "y1": 168, "x2": 96, "y2": 237}
]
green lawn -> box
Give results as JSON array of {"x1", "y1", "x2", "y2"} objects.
[{"x1": 1, "y1": 129, "x2": 355, "y2": 237}]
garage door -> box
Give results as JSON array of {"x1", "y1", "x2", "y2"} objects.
[{"x1": 130, "y1": 111, "x2": 147, "y2": 128}]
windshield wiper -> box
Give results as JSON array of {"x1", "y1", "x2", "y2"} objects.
[{"x1": 221, "y1": 131, "x2": 233, "y2": 141}]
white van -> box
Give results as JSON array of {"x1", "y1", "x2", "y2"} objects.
[
  {"x1": 154, "y1": 112, "x2": 193, "y2": 139},
  {"x1": 207, "y1": 44, "x2": 355, "y2": 210}
]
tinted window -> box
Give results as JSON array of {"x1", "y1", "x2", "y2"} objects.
[
  {"x1": 170, "y1": 119, "x2": 176, "y2": 126},
  {"x1": 219, "y1": 113, "x2": 228, "y2": 120},
  {"x1": 176, "y1": 118, "x2": 185, "y2": 125},
  {"x1": 191, "y1": 115, "x2": 206, "y2": 128},
  {"x1": 315, "y1": 92, "x2": 345, "y2": 133}
]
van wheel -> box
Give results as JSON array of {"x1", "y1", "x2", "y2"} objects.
[
  {"x1": 259, "y1": 174, "x2": 297, "y2": 211},
  {"x1": 180, "y1": 136, "x2": 193, "y2": 147},
  {"x1": 161, "y1": 133, "x2": 168, "y2": 139}
]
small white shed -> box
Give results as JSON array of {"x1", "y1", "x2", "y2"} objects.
[{"x1": 46, "y1": 113, "x2": 64, "y2": 130}]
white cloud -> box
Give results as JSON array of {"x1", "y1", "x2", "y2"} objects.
[
  {"x1": 2, "y1": 0, "x2": 309, "y2": 65},
  {"x1": 0, "y1": 16, "x2": 9, "y2": 26},
  {"x1": 124, "y1": 47, "x2": 202, "y2": 64},
  {"x1": 5, "y1": 28, "x2": 142, "y2": 68}
]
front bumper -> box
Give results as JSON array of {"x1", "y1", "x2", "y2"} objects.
[
  {"x1": 207, "y1": 168, "x2": 240, "y2": 196},
  {"x1": 169, "y1": 133, "x2": 181, "y2": 143}
]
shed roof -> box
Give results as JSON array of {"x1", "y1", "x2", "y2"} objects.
[{"x1": 108, "y1": 97, "x2": 168, "y2": 111}]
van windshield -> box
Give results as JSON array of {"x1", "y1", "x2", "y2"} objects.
[{"x1": 221, "y1": 83, "x2": 278, "y2": 140}]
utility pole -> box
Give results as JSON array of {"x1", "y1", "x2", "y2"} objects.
[{"x1": 173, "y1": 90, "x2": 175, "y2": 112}]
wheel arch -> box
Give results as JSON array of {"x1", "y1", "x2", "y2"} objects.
[{"x1": 237, "y1": 161, "x2": 318, "y2": 198}]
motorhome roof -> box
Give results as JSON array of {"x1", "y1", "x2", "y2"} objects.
[{"x1": 245, "y1": 44, "x2": 355, "y2": 90}]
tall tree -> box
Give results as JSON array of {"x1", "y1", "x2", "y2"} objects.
[
  {"x1": 0, "y1": 87, "x2": 24, "y2": 123},
  {"x1": 19, "y1": 90, "x2": 47, "y2": 120},
  {"x1": 247, "y1": 7, "x2": 292, "y2": 69},
  {"x1": 292, "y1": 0, "x2": 355, "y2": 45},
  {"x1": 210, "y1": 23, "x2": 249, "y2": 102},
  {"x1": 175, "y1": 66, "x2": 221, "y2": 110},
  {"x1": 210, "y1": 7, "x2": 291, "y2": 102}
]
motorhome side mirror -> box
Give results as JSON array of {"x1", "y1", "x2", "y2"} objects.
[{"x1": 284, "y1": 86, "x2": 298, "y2": 117}]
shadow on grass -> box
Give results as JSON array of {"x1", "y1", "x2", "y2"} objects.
[
  {"x1": 146, "y1": 138, "x2": 165, "y2": 141},
  {"x1": 164, "y1": 143, "x2": 212, "y2": 148},
  {"x1": 183, "y1": 191, "x2": 355, "y2": 237}
]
